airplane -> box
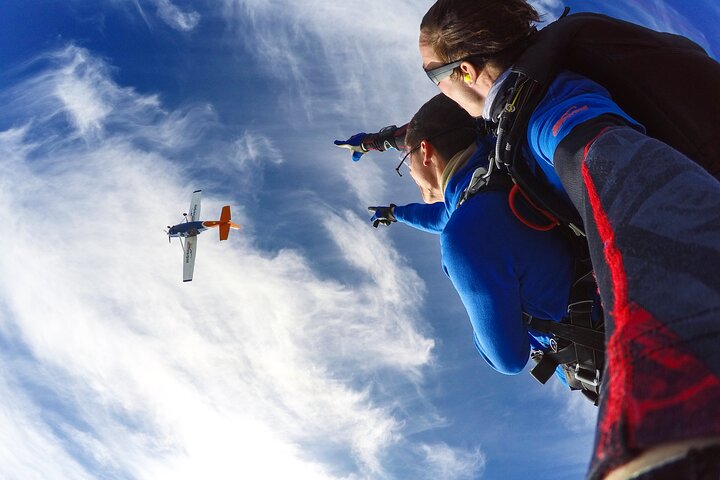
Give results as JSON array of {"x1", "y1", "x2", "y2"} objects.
[{"x1": 165, "y1": 190, "x2": 240, "y2": 282}]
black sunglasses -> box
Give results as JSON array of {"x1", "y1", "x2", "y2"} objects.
[{"x1": 424, "y1": 54, "x2": 488, "y2": 85}]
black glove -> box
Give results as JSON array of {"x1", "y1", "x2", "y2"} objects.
[{"x1": 368, "y1": 204, "x2": 397, "y2": 228}]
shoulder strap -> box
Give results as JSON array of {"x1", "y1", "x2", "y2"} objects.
[{"x1": 492, "y1": 73, "x2": 587, "y2": 236}]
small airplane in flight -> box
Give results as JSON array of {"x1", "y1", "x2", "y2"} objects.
[{"x1": 165, "y1": 190, "x2": 240, "y2": 282}]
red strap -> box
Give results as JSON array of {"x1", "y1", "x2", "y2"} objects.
[{"x1": 508, "y1": 184, "x2": 560, "y2": 231}]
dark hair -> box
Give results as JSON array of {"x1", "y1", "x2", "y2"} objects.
[
  {"x1": 405, "y1": 94, "x2": 478, "y2": 161},
  {"x1": 421, "y1": 0, "x2": 540, "y2": 70}
]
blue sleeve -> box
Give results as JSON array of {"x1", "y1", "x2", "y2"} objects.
[
  {"x1": 441, "y1": 197, "x2": 530, "y2": 374},
  {"x1": 393, "y1": 202, "x2": 449, "y2": 234},
  {"x1": 527, "y1": 72, "x2": 643, "y2": 193}
]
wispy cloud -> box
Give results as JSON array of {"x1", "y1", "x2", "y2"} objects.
[
  {"x1": 93, "y1": 0, "x2": 200, "y2": 32},
  {"x1": 419, "y1": 443, "x2": 487, "y2": 480},
  {"x1": 0, "y1": 44, "x2": 485, "y2": 479},
  {"x1": 216, "y1": 130, "x2": 284, "y2": 193},
  {"x1": 548, "y1": 378, "x2": 599, "y2": 433},
  {"x1": 219, "y1": 0, "x2": 435, "y2": 127},
  {"x1": 0, "y1": 365, "x2": 95, "y2": 480},
  {"x1": 151, "y1": 0, "x2": 200, "y2": 31}
]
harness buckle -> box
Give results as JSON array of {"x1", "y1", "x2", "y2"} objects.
[
  {"x1": 575, "y1": 364, "x2": 600, "y2": 387},
  {"x1": 568, "y1": 223, "x2": 586, "y2": 237}
]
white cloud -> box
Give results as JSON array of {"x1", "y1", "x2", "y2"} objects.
[
  {"x1": 0, "y1": 367, "x2": 95, "y2": 480},
  {"x1": 151, "y1": 0, "x2": 200, "y2": 31},
  {"x1": 0, "y1": 44, "x2": 490, "y2": 479},
  {"x1": 220, "y1": 131, "x2": 284, "y2": 192},
  {"x1": 232, "y1": 130, "x2": 283, "y2": 167},
  {"x1": 4, "y1": 47, "x2": 113, "y2": 137},
  {"x1": 82, "y1": 0, "x2": 199, "y2": 32},
  {"x1": 2, "y1": 45, "x2": 216, "y2": 151},
  {"x1": 339, "y1": 160, "x2": 392, "y2": 209},
  {"x1": 220, "y1": 0, "x2": 435, "y2": 127},
  {"x1": 548, "y1": 378, "x2": 599, "y2": 433},
  {"x1": 419, "y1": 442, "x2": 487, "y2": 480}
]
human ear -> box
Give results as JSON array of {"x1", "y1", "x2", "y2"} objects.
[
  {"x1": 460, "y1": 61, "x2": 480, "y2": 85},
  {"x1": 420, "y1": 140, "x2": 434, "y2": 166}
]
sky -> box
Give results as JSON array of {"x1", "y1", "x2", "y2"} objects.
[{"x1": 0, "y1": 1, "x2": 717, "y2": 479}]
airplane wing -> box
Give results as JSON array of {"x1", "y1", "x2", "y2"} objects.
[
  {"x1": 189, "y1": 190, "x2": 202, "y2": 222},
  {"x1": 183, "y1": 235, "x2": 198, "y2": 282}
]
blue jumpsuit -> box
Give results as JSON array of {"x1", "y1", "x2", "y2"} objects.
[{"x1": 394, "y1": 137, "x2": 576, "y2": 376}]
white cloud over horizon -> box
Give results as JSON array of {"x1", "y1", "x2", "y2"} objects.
[{"x1": 0, "y1": 43, "x2": 485, "y2": 479}]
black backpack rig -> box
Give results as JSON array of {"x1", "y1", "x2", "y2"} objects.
[{"x1": 461, "y1": 8, "x2": 720, "y2": 404}]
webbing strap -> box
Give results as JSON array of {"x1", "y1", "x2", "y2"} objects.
[{"x1": 526, "y1": 316, "x2": 605, "y2": 352}]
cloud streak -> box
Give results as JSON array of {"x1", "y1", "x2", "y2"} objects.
[
  {"x1": 219, "y1": 0, "x2": 435, "y2": 127},
  {"x1": 152, "y1": 0, "x2": 200, "y2": 31}
]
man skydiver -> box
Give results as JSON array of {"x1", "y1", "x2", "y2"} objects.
[
  {"x1": 336, "y1": 94, "x2": 603, "y2": 394},
  {"x1": 418, "y1": 1, "x2": 720, "y2": 479}
]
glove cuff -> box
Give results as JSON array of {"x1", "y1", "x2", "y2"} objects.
[
  {"x1": 362, "y1": 124, "x2": 408, "y2": 152},
  {"x1": 389, "y1": 203, "x2": 397, "y2": 222}
]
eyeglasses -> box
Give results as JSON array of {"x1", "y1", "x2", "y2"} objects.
[
  {"x1": 424, "y1": 54, "x2": 487, "y2": 85},
  {"x1": 395, "y1": 144, "x2": 421, "y2": 177},
  {"x1": 394, "y1": 127, "x2": 476, "y2": 177},
  {"x1": 424, "y1": 59, "x2": 465, "y2": 85}
]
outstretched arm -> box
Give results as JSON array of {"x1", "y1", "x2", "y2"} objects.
[
  {"x1": 334, "y1": 124, "x2": 408, "y2": 161},
  {"x1": 367, "y1": 202, "x2": 449, "y2": 234},
  {"x1": 393, "y1": 202, "x2": 448, "y2": 234}
]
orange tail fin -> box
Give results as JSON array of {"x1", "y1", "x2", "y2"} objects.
[
  {"x1": 220, "y1": 205, "x2": 231, "y2": 223},
  {"x1": 218, "y1": 206, "x2": 241, "y2": 240},
  {"x1": 220, "y1": 223, "x2": 230, "y2": 240}
]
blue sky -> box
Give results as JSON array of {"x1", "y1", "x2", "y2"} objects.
[{"x1": 0, "y1": 1, "x2": 717, "y2": 479}]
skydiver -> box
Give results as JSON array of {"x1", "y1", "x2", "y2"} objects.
[
  {"x1": 415, "y1": 1, "x2": 720, "y2": 478},
  {"x1": 338, "y1": 93, "x2": 604, "y2": 400}
]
